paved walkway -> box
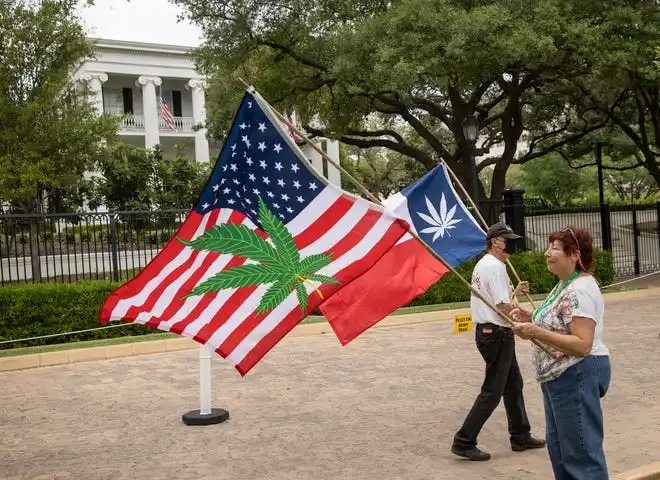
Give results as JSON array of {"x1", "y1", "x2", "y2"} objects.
[{"x1": 1, "y1": 292, "x2": 659, "y2": 480}]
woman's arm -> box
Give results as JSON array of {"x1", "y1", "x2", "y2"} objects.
[{"x1": 521, "y1": 317, "x2": 596, "y2": 357}]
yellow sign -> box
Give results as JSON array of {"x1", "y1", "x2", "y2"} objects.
[{"x1": 453, "y1": 314, "x2": 473, "y2": 334}]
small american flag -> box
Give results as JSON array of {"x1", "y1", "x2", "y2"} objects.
[
  {"x1": 99, "y1": 90, "x2": 409, "y2": 375},
  {"x1": 159, "y1": 93, "x2": 175, "y2": 131}
]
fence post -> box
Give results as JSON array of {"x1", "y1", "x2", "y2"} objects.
[
  {"x1": 109, "y1": 215, "x2": 120, "y2": 282},
  {"x1": 600, "y1": 203, "x2": 612, "y2": 251},
  {"x1": 632, "y1": 205, "x2": 641, "y2": 276},
  {"x1": 502, "y1": 188, "x2": 527, "y2": 252}
]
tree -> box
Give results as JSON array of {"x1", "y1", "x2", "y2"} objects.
[
  {"x1": 339, "y1": 144, "x2": 427, "y2": 200},
  {"x1": 563, "y1": 1, "x2": 660, "y2": 186},
  {"x1": 519, "y1": 154, "x2": 595, "y2": 207},
  {"x1": 0, "y1": 0, "x2": 118, "y2": 281},
  {"x1": 174, "y1": 0, "x2": 608, "y2": 220},
  {"x1": 152, "y1": 145, "x2": 212, "y2": 210},
  {"x1": 88, "y1": 143, "x2": 158, "y2": 212},
  {"x1": 0, "y1": 0, "x2": 118, "y2": 214},
  {"x1": 88, "y1": 143, "x2": 211, "y2": 212}
]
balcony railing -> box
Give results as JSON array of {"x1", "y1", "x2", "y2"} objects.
[
  {"x1": 106, "y1": 110, "x2": 195, "y2": 134},
  {"x1": 158, "y1": 116, "x2": 194, "y2": 132},
  {"x1": 120, "y1": 114, "x2": 145, "y2": 131}
]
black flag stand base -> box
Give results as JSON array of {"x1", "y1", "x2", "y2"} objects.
[
  {"x1": 182, "y1": 345, "x2": 229, "y2": 426},
  {"x1": 182, "y1": 408, "x2": 229, "y2": 426}
]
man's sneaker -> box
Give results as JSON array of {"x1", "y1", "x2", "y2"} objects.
[
  {"x1": 511, "y1": 435, "x2": 547, "y2": 452},
  {"x1": 451, "y1": 445, "x2": 491, "y2": 461}
]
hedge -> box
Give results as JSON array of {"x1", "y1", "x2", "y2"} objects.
[
  {"x1": 0, "y1": 282, "x2": 151, "y2": 348},
  {"x1": 0, "y1": 250, "x2": 614, "y2": 349}
]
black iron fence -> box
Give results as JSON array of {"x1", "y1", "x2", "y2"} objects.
[
  {"x1": 504, "y1": 194, "x2": 660, "y2": 277},
  {"x1": 1, "y1": 199, "x2": 659, "y2": 286},
  {"x1": 0, "y1": 210, "x2": 187, "y2": 286}
]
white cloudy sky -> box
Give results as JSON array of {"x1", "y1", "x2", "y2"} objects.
[{"x1": 76, "y1": 0, "x2": 203, "y2": 46}]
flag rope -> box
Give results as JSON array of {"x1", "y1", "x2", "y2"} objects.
[
  {"x1": 0, "y1": 323, "x2": 130, "y2": 346},
  {"x1": 237, "y1": 78, "x2": 557, "y2": 355}
]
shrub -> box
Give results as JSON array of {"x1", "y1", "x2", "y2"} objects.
[
  {"x1": 0, "y1": 281, "x2": 152, "y2": 349},
  {"x1": 0, "y1": 250, "x2": 615, "y2": 348}
]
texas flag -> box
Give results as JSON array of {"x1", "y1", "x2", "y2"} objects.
[{"x1": 319, "y1": 163, "x2": 486, "y2": 345}]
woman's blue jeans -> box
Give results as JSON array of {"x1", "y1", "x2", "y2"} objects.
[{"x1": 541, "y1": 355, "x2": 611, "y2": 480}]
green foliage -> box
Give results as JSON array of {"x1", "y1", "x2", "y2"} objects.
[
  {"x1": 519, "y1": 154, "x2": 596, "y2": 207},
  {"x1": 178, "y1": 197, "x2": 339, "y2": 313},
  {"x1": 0, "y1": 281, "x2": 153, "y2": 349},
  {"x1": 409, "y1": 250, "x2": 615, "y2": 306},
  {"x1": 0, "y1": 0, "x2": 119, "y2": 213},
  {"x1": 339, "y1": 141, "x2": 428, "y2": 200},
  {"x1": 89, "y1": 143, "x2": 211, "y2": 211}
]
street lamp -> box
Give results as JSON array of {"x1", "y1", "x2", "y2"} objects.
[{"x1": 462, "y1": 114, "x2": 480, "y2": 210}]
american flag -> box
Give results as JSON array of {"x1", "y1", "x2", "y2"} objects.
[
  {"x1": 159, "y1": 93, "x2": 175, "y2": 131},
  {"x1": 99, "y1": 91, "x2": 409, "y2": 375}
]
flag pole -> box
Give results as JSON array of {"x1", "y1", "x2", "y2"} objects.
[
  {"x1": 182, "y1": 344, "x2": 229, "y2": 426},
  {"x1": 237, "y1": 78, "x2": 553, "y2": 356},
  {"x1": 439, "y1": 160, "x2": 536, "y2": 309}
]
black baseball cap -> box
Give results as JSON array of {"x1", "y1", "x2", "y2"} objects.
[{"x1": 486, "y1": 222, "x2": 521, "y2": 241}]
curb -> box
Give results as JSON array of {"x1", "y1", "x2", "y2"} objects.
[
  {"x1": 0, "y1": 287, "x2": 657, "y2": 373},
  {"x1": 613, "y1": 462, "x2": 660, "y2": 480}
]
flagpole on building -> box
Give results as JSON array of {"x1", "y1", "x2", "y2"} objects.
[
  {"x1": 238, "y1": 78, "x2": 554, "y2": 356},
  {"x1": 439, "y1": 160, "x2": 536, "y2": 309},
  {"x1": 182, "y1": 344, "x2": 230, "y2": 426}
]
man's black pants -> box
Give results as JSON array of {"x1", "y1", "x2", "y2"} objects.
[{"x1": 452, "y1": 322, "x2": 531, "y2": 450}]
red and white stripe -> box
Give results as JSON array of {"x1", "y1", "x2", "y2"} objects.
[
  {"x1": 159, "y1": 96, "x2": 175, "y2": 131},
  {"x1": 99, "y1": 184, "x2": 407, "y2": 375}
]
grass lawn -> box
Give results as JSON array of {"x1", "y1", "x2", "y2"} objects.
[{"x1": 0, "y1": 287, "x2": 635, "y2": 359}]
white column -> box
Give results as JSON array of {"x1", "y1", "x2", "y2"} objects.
[
  {"x1": 136, "y1": 75, "x2": 162, "y2": 148},
  {"x1": 325, "y1": 140, "x2": 342, "y2": 187},
  {"x1": 302, "y1": 142, "x2": 324, "y2": 176},
  {"x1": 82, "y1": 72, "x2": 108, "y2": 114},
  {"x1": 187, "y1": 79, "x2": 210, "y2": 163}
]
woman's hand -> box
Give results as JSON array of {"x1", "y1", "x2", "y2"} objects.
[
  {"x1": 511, "y1": 321, "x2": 541, "y2": 340},
  {"x1": 510, "y1": 307, "x2": 533, "y2": 323}
]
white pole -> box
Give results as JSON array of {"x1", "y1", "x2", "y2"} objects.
[
  {"x1": 181, "y1": 344, "x2": 229, "y2": 425},
  {"x1": 199, "y1": 344, "x2": 212, "y2": 415}
]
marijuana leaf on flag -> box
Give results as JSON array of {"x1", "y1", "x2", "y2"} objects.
[
  {"x1": 417, "y1": 194, "x2": 462, "y2": 241},
  {"x1": 178, "y1": 197, "x2": 340, "y2": 314}
]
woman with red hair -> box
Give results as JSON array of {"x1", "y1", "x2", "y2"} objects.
[{"x1": 511, "y1": 227, "x2": 611, "y2": 479}]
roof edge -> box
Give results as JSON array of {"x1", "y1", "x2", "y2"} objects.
[{"x1": 87, "y1": 37, "x2": 199, "y2": 55}]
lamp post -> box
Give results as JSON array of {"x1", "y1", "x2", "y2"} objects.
[
  {"x1": 596, "y1": 142, "x2": 604, "y2": 205},
  {"x1": 462, "y1": 114, "x2": 480, "y2": 212}
]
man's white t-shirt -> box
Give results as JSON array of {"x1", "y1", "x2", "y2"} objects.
[{"x1": 470, "y1": 253, "x2": 512, "y2": 327}]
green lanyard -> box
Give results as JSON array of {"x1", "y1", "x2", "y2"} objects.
[{"x1": 533, "y1": 270, "x2": 582, "y2": 319}]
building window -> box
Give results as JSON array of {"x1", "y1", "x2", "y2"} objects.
[
  {"x1": 172, "y1": 90, "x2": 182, "y2": 117},
  {"x1": 122, "y1": 88, "x2": 133, "y2": 114},
  {"x1": 102, "y1": 87, "x2": 123, "y2": 115}
]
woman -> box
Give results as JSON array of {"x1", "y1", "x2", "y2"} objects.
[{"x1": 510, "y1": 227, "x2": 611, "y2": 480}]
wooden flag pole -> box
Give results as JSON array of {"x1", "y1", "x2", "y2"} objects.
[
  {"x1": 238, "y1": 78, "x2": 553, "y2": 355},
  {"x1": 439, "y1": 160, "x2": 537, "y2": 309}
]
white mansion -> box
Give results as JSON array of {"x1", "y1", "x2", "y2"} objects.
[{"x1": 73, "y1": 38, "x2": 341, "y2": 186}]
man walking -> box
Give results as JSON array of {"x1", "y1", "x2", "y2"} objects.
[{"x1": 451, "y1": 223, "x2": 546, "y2": 461}]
